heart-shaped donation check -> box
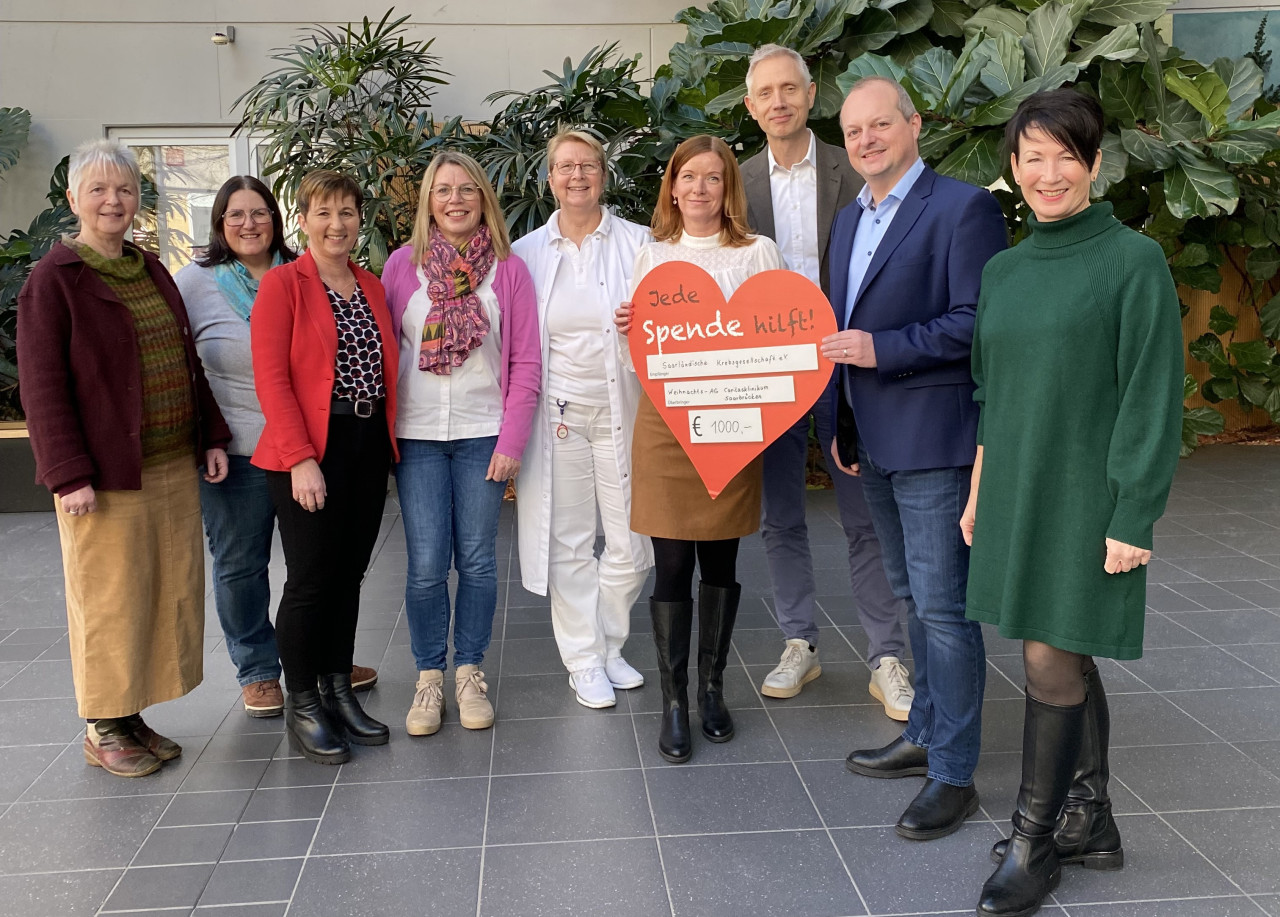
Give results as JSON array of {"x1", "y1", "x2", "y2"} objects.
[{"x1": 629, "y1": 261, "x2": 836, "y2": 499}]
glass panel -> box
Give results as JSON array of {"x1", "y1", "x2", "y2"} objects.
[{"x1": 128, "y1": 143, "x2": 231, "y2": 272}]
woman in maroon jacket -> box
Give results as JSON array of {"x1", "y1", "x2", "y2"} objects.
[
  {"x1": 250, "y1": 170, "x2": 399, "y2": 765},
  {"x1": 17, "y1": 139, "x2": 230, "y2": 778}
]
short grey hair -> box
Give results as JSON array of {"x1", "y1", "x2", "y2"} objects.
[
  {"x1": 845, "y1": 75, "x2": 918, "y2": 121},
  {"x1": 745, "y1": 44, "x2": 811, "y2": 96},
  {"x1": 68, "y1": 138, "x2": 142, "y2": 196}
]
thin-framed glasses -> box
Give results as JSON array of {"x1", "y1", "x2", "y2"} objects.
[
  {"x1": 552, "y1": 161, "x2": 603, "y2": 176},
  {"x1": 431, "y1": 183, "x2": 481, "y2": 201},
  {"x1": 223, "y1": 208, "x2": 273, "y2": 227}
]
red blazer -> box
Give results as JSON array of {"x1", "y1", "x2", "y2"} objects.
[
  {"x1": 250, "y1": 250, "x2": 399, "y2": 471},
  {"x1": 17, "y1": 240, "x2": 231, "y2": 495}
]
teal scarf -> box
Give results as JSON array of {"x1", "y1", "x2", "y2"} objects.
[{"x1": 213, "y1": 253, "x2": 283, "y2": 322}]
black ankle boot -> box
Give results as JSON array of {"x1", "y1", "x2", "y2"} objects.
[
  {"x1": 286, "y1": 688, "x2": 350, "y2": 765},
  {"x1": 697, "y1": 581, "x2": 740, "y2": 743},
  {"x1": 651, "y1": 598, "x2": 693, "y2": 763},
  {"x1": 991, "y1": 668, "x2": 1123, "y2": 870},
  {"x1": 978, "y1": 694, "x2": 1086, "y2": 917},
  {"x1": 318, "y1": 673, "x2": 390, "y2": 746}
]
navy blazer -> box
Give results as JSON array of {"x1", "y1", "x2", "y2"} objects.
[{"x1": 830, "y1": 165, "x2": 1007, "y2": 472}]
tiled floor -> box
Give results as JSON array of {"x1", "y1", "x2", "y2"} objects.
[{"x1": 0, "y1": 444, "x2": 1279, "y2": 916}]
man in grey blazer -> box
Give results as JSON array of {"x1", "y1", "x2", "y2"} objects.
[{"x1": 740, "y1": 44, "x2": 912, "y2": 720}]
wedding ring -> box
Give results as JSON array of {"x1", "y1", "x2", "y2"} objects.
[{"x1": 843, "y1": 348, "x2": 849, "y2": 357}]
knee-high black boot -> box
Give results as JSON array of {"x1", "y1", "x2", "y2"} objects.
[
  {"x1": 991, "y1": 668, "x2": 1123, "y2": 870},
  {"x1": 318, "y1": 673, "x2": 390, "y2": 746},
  {"x1": 651, "y1": 598, "x2": 694, "y2": 763},
  {"x1": 697, "y1": 581, "x2": 740, "y2": 743},
  {"x1": 978, "y1": 694, "x2": 1086, "y2": 917},
  {"x1": 286, "y1": 688, "x2": 350, "y2": 765}
]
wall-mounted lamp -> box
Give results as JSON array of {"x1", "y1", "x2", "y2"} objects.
[{"x1": 210, "y1": 26, "x2": 236, "y2": 46}]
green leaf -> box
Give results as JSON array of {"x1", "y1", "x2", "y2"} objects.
[
  {"x1": 929, "y1": 0, "x2": 972, "y2": 37},
  {"x1": 942, "y1": 34, "x2": 992, "y2": 116},
  {"x1": 1164, "y1": 68, "x2": 1231, "y2": 134},
  {"x1": 1140, "y1": 23, "x2": 1167, "y2": 122},
  {"x1": 1164, "y1": 148, "x2": 1239, "y2": 218},
  {"x1": 1268, "y1": 211, "x2": 1280, "y2": 249},
  {"x1": 836, "y1": 52, "x2": 908, "y2": 96},
  {"x1": 918, "y1": 123, "x2": 968, "y2": 159},
  {"x1": 1189, "y1": 332, "x2": 1230, "y2": 373},
  {"x1": 1238, "y1": 375, "x2": 1273, "y2": 408},
  {"x1": 840, "y1": 8, "x2": 899, "y2": 56},
  {"x1": 1182, "y1": 405, "x2": 1224, "y2": 439},
  {"x1": 705, "y1": 82, "x2": 748, "y2": 114},
  {"x1": 798, "y1": 0, "x2": 860, "y2": 54},
  {"x1": 1224, "y1": 109, "x2": 1280, "y2": 133},
  {"x1": 910, "y1": 46, "x2": 957, "y2": 107},
  {"x1": 1021, "y1": 0, "x2": 1074, "y2": 78},
  {"x1": 969, "y1": 81, "x2": 1041, "y2": 125},
  {"x1": 1034, "y1": 62, "x2": 1082, "y2": 92},
  {"x1": 979, "y1": 31, "x2": 1026, "y2": 96},
  {"x1": 1246, "y1": 246, "x2": 1280, "y2": 282},
  {"x1": 1170, "y1": 242, "x2": 1211, "y2": 268},
  {"x1": 1183, "y1": 373, "x2": 1198, "y2": 401},
  {"x1": 1085, "y1": 0, "x2": 1177, "y2": 27},
  {"x1": 885, "y1": 30, "x2": 936, "y2": 66},
  {"x1": 0, "y1": 107, "x2": 31, "y2": 174},
  {"x1": 964, "y1": 5, "x2": 1027, "y2": 41},
  {"x1": 1092, "y1": 132, "x2": 1128, "y2": 197},
  {"x1": 1207, "y1": 376, "x2": 1239, "y2": 402},
  {"x1": 1099, "y1": 62, "x2": 1145, "y2": 124},
  {"x1": 1170, "y1": 263, "x2": 1223, "y2": 292},
  {"x1": 1206, "y1": 136, "x2": 1279, "y2": 164},
  {"x1": 810, "y1": 55, "x2": 848, "y2": 119},
  {"x1": 1261, "y1": 291, "x2": 1280, "y2": 340},
  {"x1": 1120, "y1": 128, "x2": 1175, "y2": 169},
  {"x1": 891, "y1": 0, "x2": 935, "y2": 33},
  {"x1": 936, "y1": 131, "x2": 1003, "y2": 185},
  {"x1": 1207, "y1": 304, "x2": 1238, "y2": 335},
  {"x1": 1268, "y1": 386, "x2": 1280, "y2": 424},
  {"x1": 1211, "y1": 57, "x2": 1265, "y2": 122},
  {"x1": 1228, "y1": 340, "x2": 1278, "y2": 374},
  {"x1": 1069, "y1": 22, "x2": 1140, "y2": 67}
]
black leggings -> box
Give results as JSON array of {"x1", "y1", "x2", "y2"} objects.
[{"x1": 651, "y1": 537, "x2": 739, "y2": 602}]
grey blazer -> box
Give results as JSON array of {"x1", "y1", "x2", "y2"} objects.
[{"x1": 740, "y1": 135, "x2": 863, "y2": 298}]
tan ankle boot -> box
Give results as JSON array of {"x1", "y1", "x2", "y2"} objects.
[
  {"x1": 455, "y1": 664, "x2": 494, "y2": 730},
  {"x1": 406, "y1": 669, "x2": 445, "y2": 736}
]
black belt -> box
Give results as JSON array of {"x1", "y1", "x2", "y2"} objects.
[{"x1": 330, "y1": 398, "x2": 385, "y2": 418}]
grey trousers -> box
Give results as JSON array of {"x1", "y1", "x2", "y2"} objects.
[{"x1": 760, "y1": 386, "x2": 907, "y2": 666}]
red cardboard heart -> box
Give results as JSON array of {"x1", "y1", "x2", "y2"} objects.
[{"x1": 629, "y1": 261, "x2": 836, "y2": 499}]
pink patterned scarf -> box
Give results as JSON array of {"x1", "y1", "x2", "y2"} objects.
[{"x1": 418, "y1": 224, "x2": 496, "y2": 374}]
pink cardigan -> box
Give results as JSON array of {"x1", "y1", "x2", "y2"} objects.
[{"x1": 381, "y1": 245, "x2": 541, "y2": 460}]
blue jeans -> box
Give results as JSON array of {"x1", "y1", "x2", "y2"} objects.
[
  {"x1": 396, "y1": 436, "x2": 506, "y2": 671},
  {"x1": 199, "y1": 454, "x2": 281, "y2": 687},
  {"x1": 857, "y1": 446, "x2": 986, "y2": 787}
]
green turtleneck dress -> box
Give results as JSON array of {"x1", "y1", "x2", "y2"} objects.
[{"x1": 964, "y1": 203, "x2": 1183, "y2": 660}]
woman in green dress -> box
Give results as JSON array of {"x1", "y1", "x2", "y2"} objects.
[{"x1": 960, "y1": 89, "x2": 1183, "y2": 917}]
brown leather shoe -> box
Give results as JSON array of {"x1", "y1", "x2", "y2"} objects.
[
  {"x1": 243, "y1": 679, "x2": 285, "y2": 717},
  {"x1": 351, "y1": 664, "x2": 378, "y2": 692},
  {"x1": 83, "y1": 721, "x2": 162, "y2": 777},
  {"x1": 121, "y1": 714, "x2": 182, "y2": 762}
]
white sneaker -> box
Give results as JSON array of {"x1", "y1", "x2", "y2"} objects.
[
  {"x1": 760, "y1": 639, "x2": 822, "y2": 698},
  {"x1": 569, "y1": 666, "x2": 617, "y2": 708},
  {"x1": 604, "y1": 655, "x2": 644, "y2": 689},
  {"x1": 869, "y1": 656, "x2": 914, "y2": 722}
]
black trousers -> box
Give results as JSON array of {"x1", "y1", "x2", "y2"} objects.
[
  {"x1": 650, "y1": 536, "x2": 739, "y2": 602},
  {"x1": 266, "y1": 413, "x2": 391, "y2": 692}
]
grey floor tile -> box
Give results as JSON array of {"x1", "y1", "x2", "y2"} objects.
[
  {"x1": 132, "y1": 824, "x2": 234, "y2": 866},
  {"x1": 312, "y1": 776, "x2": 488, "y2": 854},
  {"x1": 336, "y1": 724, "x2": 494, "y2": 782},
  {"x1": 1140, "y1": 613, "x2": 1215, "y2": 648},
  {"x1": 19, "y1": 736, "x2": 203, "y2": 801},
  {"x1": 1167, "y1": 609, "x2": 1280, "y2": 645},
  {"x1": 798, "y1": 758, "x2": 925, "y2": 827},
  {"x1": 1067, "y1": 899, "x2": 1272, "y2": 916},
  {"x1": 1121, "y1": 645, "x2": 1279, "y2": 692},
  {"x1": 975, "y1": 750, "x2": 1147, "y2": 821},
  {"x1": 0, "y1": 868, "x2": 121, "y2": 917},
  {"x1": 479, "y1": 838, "x2": 666, "y2": 917},
  {"x1": 1257, "y1": 895, "x2": 1280, "y2": 916},
  {"x1": 241, "y1": 785, "x2": 331, "y2": 822},
  {"x1": 101, "y1": 863, "x2": 216, "y2": 911},
  {"x1": 221, "y1": 818, "x2": 317, "y2": 860},
  {"x1": 1167, "y1": 686, "x2": 1280, "y2": 742},
  {"x1": 624, "y1": 667, "x2": 763, "y2": 714},
  {"x1": 486, "y1": 769, "x2": 652, "y2": 844},
  {"x1": 663, "y1": 830, "x2": 863, "y2": 917},
  {"x1": 647, "y1": 762, "x2": 821, "y2": 835},
  {"x1": 493, "y1": 671, "x2": 630, "y2": 719},
  {"x1": 0, "y1": 658, "x2": 73, "y2": 700},
  {"x1": 0, "y1": 697, "x2": 85, "y2": 745},
  {"x1": 1107, "y1": 693, "x2": 1220, "y2": 747},
  {"x1": 195, "y1": 733, "x2": 285, "y2": 763},
  {"x1": 490, "y1": 713, "x2": 640, "y2": 775},
  {"x1": 770, "y1": 703, "x2": 902, "y2": 762},
  {"x1": 193, "y1": 905, "x2": 286, "y2": 917},
  {"x1": 0, "y1": 794, "x2": 168, "y2": 873},
  {"x1": 495, "y1": 636, "x2": 564, "y2": 676},
  {"x1": 253, "y1": 758, "x2": 337, "y2": 790},
  {"x1": 1052, "y1": 813, "x2": 1238, "y2": 902},
  {"x1": 197, "y1": 858, "x2": 302, "y2": 906},
  {"x1": 1235, "y1": 740, "x2": 1280, "y2": 779},
  {"x1": 833, "y1": 822, "x2": 1004, "y2": 914},
  {"x1": 290, "y1": 850, "x2": 479, "y2": 916},
  {"x1": 636, "y1": 709, "x2": 788, "y2": 767},
  {"x1": 1166, "y1": 582, "x2": 1257, "y2": 609},
  {"x1": 1112, "y1": 743, "x2": 1280, "y2": 812},
  {"x1": 1166, "y1": 808, "x2": 1280, "y2": 895},
  {"x1": 157, "y1": 790, "x2": 252, "y2": 827},
  {"x1": 1145, "y1": 585, "x2": 1209, "y2": 613},
  {"x1": 178, "y1": 758, "x2": 271, "y2": 794},
  {"x1": 0, "y1": 744, "x2": 61, "y2": 804}
]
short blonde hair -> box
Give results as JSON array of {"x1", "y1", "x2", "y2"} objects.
[
  {"x1": 297, "y1": 170, "x2": 363, "y2": 215},
  {"x1": 410, "y1": 150, "x2": 512, "y2": 264},
  {"x1": 68, "y1": 139, "x2": 141, "y2": 197},
  {"x1": 651, "y1": 135, "x2": 751, "y2": 247},
  {"x1": 547, "y1": 129, "x2": 606, "y2": 170}
]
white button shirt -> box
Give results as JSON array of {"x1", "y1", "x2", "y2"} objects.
[{"x1": 768, "y1": 129, "x2": 820, "y2": 286}]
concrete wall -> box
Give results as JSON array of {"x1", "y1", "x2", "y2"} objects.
[{"x1": 0, "y1": 1, "x2": 691, "y2": 230}]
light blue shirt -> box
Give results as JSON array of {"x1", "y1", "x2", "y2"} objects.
[{"x1": 843, "y1": 157, "x2": 926, "y2": 327}]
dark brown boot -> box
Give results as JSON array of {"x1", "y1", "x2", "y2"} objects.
[{"x1": 83, "y1": 719, "x2": 163, "y2": 777}]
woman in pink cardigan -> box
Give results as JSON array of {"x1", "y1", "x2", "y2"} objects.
[{"x1": 382, "y1": 150, "x2": 541, "y2": 737}]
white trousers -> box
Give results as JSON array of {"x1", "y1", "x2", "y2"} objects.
[{"x1": 547, "y1": 400, "x2": 650, "y2": 671}]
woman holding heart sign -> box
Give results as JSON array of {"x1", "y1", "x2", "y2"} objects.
[{"x1": 615, "y1": 134, "x2": 785, "y2": 764}]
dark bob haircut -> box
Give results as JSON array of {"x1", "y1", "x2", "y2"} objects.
[
  {"x1": 1004, "y1": 88, "x2": 1104, "y2": 167},
  {"x1": 195, "y1": 175, "x2": 297, "y2": 268}
]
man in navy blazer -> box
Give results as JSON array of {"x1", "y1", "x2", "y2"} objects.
[{"x1": 821, "y1": 76, "x2": 1008, "y2": 841}]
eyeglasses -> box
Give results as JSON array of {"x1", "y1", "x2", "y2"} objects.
[
  {"x1": 431, "y1": 184, "x2": 481, "y2": 201},
  {"x1": 552, "y1": 161, "x2": 603, "y2": 176},
  {"x1": 223, "y1": 208, "x2": 272, "y2": 227}
]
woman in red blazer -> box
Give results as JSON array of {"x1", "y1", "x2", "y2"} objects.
[{"x1": 251, "y1": 170, "x2": 399, "y2": 765}]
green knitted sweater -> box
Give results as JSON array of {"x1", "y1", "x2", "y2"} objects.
[{"x1": 964, "y1": 203, "x2": 1183, "y2": 659}]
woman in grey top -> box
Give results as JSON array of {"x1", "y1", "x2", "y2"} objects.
[{"x1": 176, "y1": 175, "x2": 379, "y2": 716}]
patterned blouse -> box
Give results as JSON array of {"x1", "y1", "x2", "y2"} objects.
[{"x1": 326, "y1": 282, "x2": 386, "y2": 401}]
